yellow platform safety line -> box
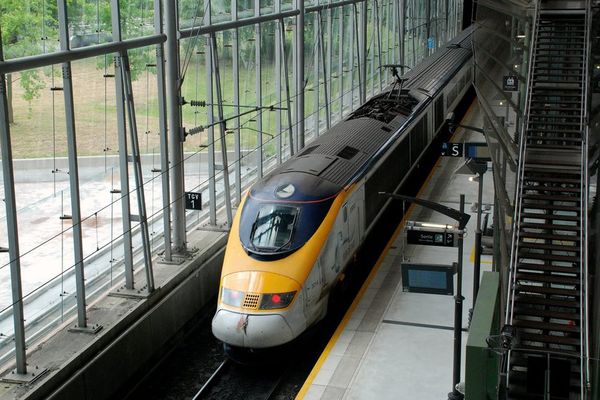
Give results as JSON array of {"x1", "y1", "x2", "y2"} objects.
[
  {"x1": 295, "y1": 99, "x2": 478, "y2": 399},
  {"x1": 469, "y1": 244, "x2": 493, "y2": 265}
]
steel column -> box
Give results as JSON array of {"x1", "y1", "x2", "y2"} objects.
[
  {"x1": 318, "y1": 13, "x2": 331, "y2": 130},
  {"x1": 349, "y1": 5, "x2": 356, "y2": 109},
  {"x1": 313, "y1": 14, "x2": 320, "y2": 136},
  {"x1": 275, "y1": 1, "x2": 282, "y2": 164},
  {"x1": 0, "y1": 30, "x2": 27, "y2": 375},
  {"x1": 164, "y1": 0, "x2": 186, "y2": 250},
  {"x1": 210, "y1": 33, "x2": 233, "y2": 227},
  {"x1": 232, "y1": 0, "x2": 242, "y2": 205},
  {"x1": 473, "y1": 173, "x2": 484, "y2": 308},
  {"x1": 338, "y1": 6, "x2": 344, "y2": 120},
  {"x1": 296, "y1": 0, "x2": 305, "y2": 150},
  {"x1": 111, "y1": 0, "x2": 134, "y2": 288},
  {"x1": 206, "y1": 7, "x2": 217, "y2": 225},
  {"x1": 279, "y1": 18, "x2": 295, "y2": 157},
  {"x1": 119, "y1": 53, "x2": 155, "y2": 292},
  {"x1": 374, "y1": 0, "x2": 382, "y2": 92},
  {"x1": 359, "y1": 0, "x2": 367, "y2": 103},
  {"x1": 449, "y1": 194, "x2": 465, "y2": 400},
  {"x1": 255, "y1": 0, "x2": 263, "y2": 178},
  {"x1": 327, "y1": 7, "x2": 333, "y2": 125},
  {"x1": 58, "y1": 0, "x2": 87, "y2": 328},
  {"x1": 231, "y1": 0, "x2": 242, "y2": 204},
  {"x1": 154, "y1": 0, "x2": 172, "y2": 262},
  {"x1": 399, "y1": 0, "x2": 405, "y2": 68}
]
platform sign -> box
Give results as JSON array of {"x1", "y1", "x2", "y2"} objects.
[
  {"x1": 441, "y1": 142, "x2": 463, "y2": 157},
  {"x1": 401, "y1": 263, "x2": 455, "y2": 295},
  {"x1": 503, "y1": 75, "x2": 519, "y2": 91},
  {"x1": 427, "y1": 37, "x2": 435, "y2": 49},
  {"x1": 407, "y1": 229, "x2": 455, "y2": 247},
  {"x1": 464, "y1": 142, "x2": 491, "y2": 161},
  {"x1": 185, "y1": 192, "x2": 202, "y2": 210}
]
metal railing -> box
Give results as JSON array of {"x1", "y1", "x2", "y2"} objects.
[
  {"x1": 580, "y1": 1, "x2": 592, "y2": 395},
  {"x1": 502, "y1": 0, "x2": 540, "y2": 391}
]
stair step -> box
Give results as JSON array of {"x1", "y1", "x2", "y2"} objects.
[
  {"x1": 513, "y1": 319, "x2": 580, "y2": 333},
  {"x1": 522, "y1": 194, "x2": 579, "y2": 202},
  {"x1": 529, "y1": 99, "x2": 583, "y2": 105},
  {"x1": 520, "y1": 212, "x2": 580, "y2": 221},
  {"x1": 528, "y1": 123, "x2": 583, "y2": 130},
  {"x1": 529, "y1": 116, "x2": 583, "y2": 122},
  {"x1": 521, "y1": 203, "x2": 580, "y2": 213},
  {"x1": 520, "y1": 222, "x2": 579, "y2": 231},
  {"x1": 516, "y1": 284, "x2": 579, "y2": 297},
  {"x1": 529, "y1": 106, "x2": 582, "y2": 112},
  {"x1": 522, "y1": 208, "x2": 580, "y2": 217},
  {"x1": 526, "y1": 143, "x2": 582, "y2": 151},
  {"x1": 523, "y1": 164, "x2": 581, "y2": 174},
  {"x1": 517, "y1": 262, "x2": 579, "y2": 274},
  {"x1": 514, "y1": 294, "x2": 579, "y2": 309},
  {"x1": 518, "y1": 242, "x2": 579, "y2": 253},
  {"x1": 518, "y1": 250, "x2": 580, "y2": 262},
  {"x1": 519, "y1": 332, "x2": 580, "y2": 346},
  {"x1": 522, "y1": 185, "x2": 581, "y2": 194},
  {"x1": 519, "y1": 231, "x2": 580, "y2": 242},
  {"x1": 534, "y1": 66, "x2": 584, "y2": 71},
  {"x1": 513, "y1": 306, "x2": 581, "y2": 320},
  {"x1": 516, "y1": 272, "x2": 580, "y2": 285},
  {"x1": 527, "y1": 133, "x2": 583, "y2": 140}
]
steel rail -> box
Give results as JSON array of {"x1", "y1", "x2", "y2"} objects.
[{"x1": 192, "y1": 359, "x2": 231, "y2": 400}]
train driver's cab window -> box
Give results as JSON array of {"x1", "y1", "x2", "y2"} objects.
[{"x1": 250, "y1": 204, "x2": 299, "y2": 251}]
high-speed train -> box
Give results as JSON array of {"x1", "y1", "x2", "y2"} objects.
[{"x1": 212, "y1": 28, "x2": 473, "y2": 351}]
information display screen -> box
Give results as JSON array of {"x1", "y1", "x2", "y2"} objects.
[{"x1": 401, "y1": 263, "x2": 455, "y2": 295}]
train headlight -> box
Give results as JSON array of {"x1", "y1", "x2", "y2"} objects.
[
  {"x1": 260, "y1": 291, "x2": 296, "y2": 310},
  {"x1": 221, "y1": 288, "x2": 244, "y2": 307}
]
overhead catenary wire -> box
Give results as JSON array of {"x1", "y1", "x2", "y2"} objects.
[
  {"x1": 0, "y1": 68, "x2": 376, "y2": 316},
  {"x1": 0, "y1": 11, "x2": 384, "y2": 275},
  {"x1": 0, "y1": 14, "x2": 387, "y2": 314}
]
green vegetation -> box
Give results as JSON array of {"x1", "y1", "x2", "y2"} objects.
[{"x1": 1, "y1": 0, "x2": 403, "y2": 159}]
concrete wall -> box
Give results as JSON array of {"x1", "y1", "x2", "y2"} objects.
[{"x1": 23, "y1": 235, "x2": 227, "y2": 400}]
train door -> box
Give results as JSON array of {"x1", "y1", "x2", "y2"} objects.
[{"x1": 339, "y1": 204, "x2": 351, "y2": 265}]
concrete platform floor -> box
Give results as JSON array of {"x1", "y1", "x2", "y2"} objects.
[{"x1": 297, "y1": 101, "x2": 495, "y2": 400}]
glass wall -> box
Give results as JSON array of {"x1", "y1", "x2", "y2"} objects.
[
  {"x1": 0, "y1": 0, "x2": 465, "y2": 371},
  {"x1": 472, "y1": 1, "x2": 533, "y2": 318}
]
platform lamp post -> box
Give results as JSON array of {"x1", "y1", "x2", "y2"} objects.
[
  {"x1": 447, "y1": 113, "x2": 488, "y2": 313},
  {"x1": 379, "y1": 192, "x2": 470, "y2": 400},
  {"x1": 466, "y1": 160, "x2": 487, "y2": 310}
]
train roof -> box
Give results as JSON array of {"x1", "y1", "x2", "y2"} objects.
[
  {"x1": 404, "y1": 27, "x2": 473, "y2": 97},
  {"x1": 250, "y1": 28, "x2": 473, "y2": 203}
]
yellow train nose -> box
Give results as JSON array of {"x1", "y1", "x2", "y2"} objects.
[{"x1": 220, "y1": 271, "x2": 301, "y2": 310}]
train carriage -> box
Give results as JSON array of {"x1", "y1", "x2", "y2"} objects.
[{"x1": 212, "y1": 27, "x2": 474, "y2": 351}]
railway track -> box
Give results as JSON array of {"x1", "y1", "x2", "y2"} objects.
[{"x1": 192, "y1": 358, "x2": 284, "y2": 400}]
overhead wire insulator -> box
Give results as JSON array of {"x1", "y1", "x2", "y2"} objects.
[
  {"x1": 190, "y1": 100, "x2": 207, "y2": 107},
  {"x1": 187, "y1": 126, "x2": 205, "y2": 136}
]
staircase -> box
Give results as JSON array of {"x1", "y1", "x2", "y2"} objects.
[{"x1": 504, "y1": 1, "x2": 591, "y2": 399}]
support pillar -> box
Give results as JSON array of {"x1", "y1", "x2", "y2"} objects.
[
  {"x1": 164, "y1": 0, "x2": 186, "y2": 251},
  {"x1": 58, "y1": 0, "x2": 91, "y2": 331},
  {"x1": 0, "y1": 29, "x2": 27, "y2": 376},
  {"x1": 296, "y1": 0, "x2": 305, "y2": 150}
]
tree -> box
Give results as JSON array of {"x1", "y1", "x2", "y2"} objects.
[{"x1": 0, "y1": 0, "x2": 58, "y2": 121}]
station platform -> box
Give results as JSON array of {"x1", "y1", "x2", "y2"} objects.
[{"x1": 297, "y1": 101, "x2": 495, "y2": 400}]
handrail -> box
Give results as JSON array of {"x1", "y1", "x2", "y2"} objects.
[
  {"x1": 504, "y1": 0, "x2": 538, "y2": 335},
  {"x1": 580, "y1": 2, "x2": 592, "y2": 396},
  {"x1": 502, "y1": 0, "x2": 540, "y2": 390}
]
